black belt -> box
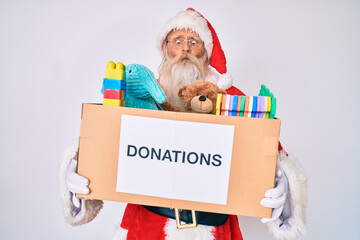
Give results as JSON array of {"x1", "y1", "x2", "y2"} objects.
[{"x1": 142, "y1": 205, "x2": 228, "y2": 227}]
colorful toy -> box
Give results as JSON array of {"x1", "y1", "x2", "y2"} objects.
[
  {"x1": 220, "y1": 94, "x2": 227, "y2": 115},
  {"x1": 231, "y1": 95, "x2": 238, "y2": 116},
  {"x1": 102, "y1": 61, "x2": 126, "y2": 107},
  {"x1": 215, "y1": 85, "x2": 277, "y2": 119},
  {"x1": 215, "y1": 93, "x2": 222, "y2": 115},
  {"x1": 101, "y1": 62, "x2": 166, "y2": 110},
  {"x1": 258, "y1": 85, "x2": 277, "y2": 119}
]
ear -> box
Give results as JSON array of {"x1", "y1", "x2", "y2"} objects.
[
  {"x1": 161, "y1": 44, "x2": 166, "y2": 57},
  {"x1": 178, "y1": 86, "x2": 187, "y2": 98}
]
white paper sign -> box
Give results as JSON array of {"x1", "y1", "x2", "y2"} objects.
[{"x1": 116, "y1": 115, "x2": 235, "y2": 205}]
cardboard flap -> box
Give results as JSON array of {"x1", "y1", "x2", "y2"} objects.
[{"x1": 264, "y1": 136, "x2": 279, "y2": 156}]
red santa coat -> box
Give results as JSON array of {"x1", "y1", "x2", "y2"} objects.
[{"x1": 120, "y1": 204, "x2": 243, "y2": 240}]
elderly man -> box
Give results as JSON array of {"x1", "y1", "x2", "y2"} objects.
[{"x1": 61, "y1": 8, "x2": 307, "y2": 240}]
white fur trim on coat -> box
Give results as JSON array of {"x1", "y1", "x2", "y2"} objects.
[
  {"x1": 164, "y1": 218, "x2": 215, "y2": 240},
  {"x1": 158, "y1": 10, "x2": 214, "y2": 58},
  {"x1": 265, "y1": 151, "x2": 308, "y2": 240},
  {"x1": 59, "y1": 141, "x2": 103, "y2": 226},
  {"x1": 112, "y1": 225, "x2": 128, "y2": 240}
]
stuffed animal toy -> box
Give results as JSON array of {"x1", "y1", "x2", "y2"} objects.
[
  {"x1": 124, "y1": 64, "x2": 166, "y2": 110},
  {"x1": 177, "y1": 81, "x2": 226, "y2": 114},
  {"x1": 102, "y1": 63, "x2": 166, "y2": 110}
]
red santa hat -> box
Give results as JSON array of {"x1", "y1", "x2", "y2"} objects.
[{"x1": 157, "y1": 8, "x2": 232, "y2": 90}]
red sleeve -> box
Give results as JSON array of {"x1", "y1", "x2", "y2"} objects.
[
  {"x1": 226, "y1": 85, "x2": 285, "y2": 153},
  {"x1": 226, "y1": 86, "x2": 245, "y2": 96}
]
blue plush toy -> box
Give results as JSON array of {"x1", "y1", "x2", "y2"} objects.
[
  {"x1": 101, "y1": 63, "x2": 166, "y2": 110},
  {"x1": 125, "y1": 64, "x2": 166, "y2": 110}
]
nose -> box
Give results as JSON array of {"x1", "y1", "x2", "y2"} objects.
[
  {"x1": 182, "y1": 41, "x2": 190, "y2": 52},
  {"x1": 199, "y1": 95, "x2": 206, "y2": 102}
]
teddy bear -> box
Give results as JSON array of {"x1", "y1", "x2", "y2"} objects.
[{"x1": 163, "y1": 81, "x2": 227, "y2": 113}]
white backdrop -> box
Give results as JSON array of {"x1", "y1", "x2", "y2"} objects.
[{"x1": 1, "y1": 0, "x2": 359, "y2": 239}]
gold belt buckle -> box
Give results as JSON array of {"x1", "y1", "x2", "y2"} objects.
[{"x1": 174, "y1": 208, "x2": 198, "y2": 229}]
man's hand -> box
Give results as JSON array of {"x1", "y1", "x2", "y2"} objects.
[
  {"x1": 260, "y1": 167, "x2": 289, "y2": 224},
  {"x1": 65, "y1": 151, "x2": 89, "y2": 208}
]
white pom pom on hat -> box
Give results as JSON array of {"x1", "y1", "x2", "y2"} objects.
[{"x1": 157, "y1": 8, "x2": 233, "y2": 90}]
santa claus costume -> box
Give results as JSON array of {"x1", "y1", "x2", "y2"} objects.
[{"x1": 60, "y1": 8, "x2": 307, "y2": 240}]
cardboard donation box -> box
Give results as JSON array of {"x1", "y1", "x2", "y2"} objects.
[{"x1": 77, "y1": 103, "x2": 281, "y2": 218}]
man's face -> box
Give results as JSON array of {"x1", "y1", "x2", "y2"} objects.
[
  {"x1": 163, "y1": 30, "x2": 205, "y2": 59},
  {"x1": 159, "y1": 29, "x2": 210, "y2": 110}
]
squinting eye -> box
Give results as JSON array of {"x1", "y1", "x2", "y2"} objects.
[
  {"x1": 191, "y1": 40, "x2": 197, "y2": 45},
  {"x1": 175, "y1": 40, "x2": 181, "y2": 44}
]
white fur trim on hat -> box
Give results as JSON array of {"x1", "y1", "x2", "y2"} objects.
[
  {"x1": 217, "y1": 73, "x2": 233, "y2": 90},
  {"x1": 207, "y1": 66, "x2": 233, "y2": 90},
  {"x1": 158, "y1": 10, "x2": 214, "y2": 57}
]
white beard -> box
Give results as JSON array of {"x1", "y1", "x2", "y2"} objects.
[{"x1": 159, "y1": 52, "x2": 211, "y2": 111}]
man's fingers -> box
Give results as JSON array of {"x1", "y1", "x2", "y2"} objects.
[
  {"x1": 69, "y1": 173, "x2": 89, "y2": 186},
  {"x1": 261, "y1": 217, "x2": 270, "y2": 224},
  {"x1": 67, "y1": 159, "x2": 78, "y2": 173},
  {"x1": 67, "y1": 184, "x2": 89, "y2": 195},
  {"x1": 271, "y1": 206, "x2": 283, "y2": 221},
  {"x1": 265, "y1": 180, "x2": 286, "y2": 198},
  {"x1": 65, "y1": 158, "x2": 90, "y2": 195},
  {"x1": 66, "y1": 174, "x2": 89, "y2": 194},
  {"x1": 72, "y1": 194, "x2": 81, "y2": 208},
  {"x1": 261, "y1": 168, "x2": 289, "y2": 225},
  {"x1": 261, "y1": 205, "x2": 283, "y2": 224},
  {"x1": 70, "y1": 151, "x2": 78, "y2": 161},
  {"x1": 261, "y1": 193, "x2": 287, "y2": 209},
  {"x1": 67, "y1": 183, "x2": 90, "y2": 195}
]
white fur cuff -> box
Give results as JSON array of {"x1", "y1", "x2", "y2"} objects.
[
  {"x1": 59, "y1": 141, "x2": 103, "y2": 226},
  {"x1": 112, "y1": 225, "x2": 128, "y2": 240},
  {"x1": 265, "y1": 151, "x2": 308, "y2": 240},
  {"x1": 165, "y1": 219, "x2": 215, "y2": 240}
]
